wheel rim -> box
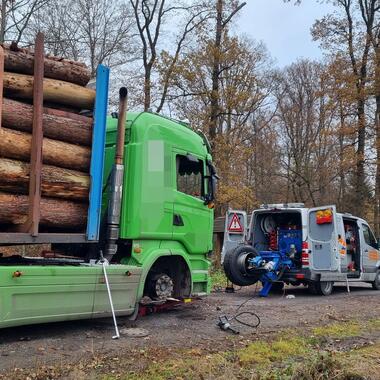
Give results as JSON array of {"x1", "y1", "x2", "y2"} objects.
[{"x1": 236, "y1": 252, "x2": 253, "y2": 275}]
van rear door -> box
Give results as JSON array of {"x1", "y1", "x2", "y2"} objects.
[
  {"x1": 221, "y1": 210, "x2": 247, "y2": 264},
  {"x1": 308, "y1": 206, "x2": 339, "y2": 271}
]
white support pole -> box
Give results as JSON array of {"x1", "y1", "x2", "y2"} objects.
[{"x1": 102, "y1": 260, "x2": 120, "y2": 339}]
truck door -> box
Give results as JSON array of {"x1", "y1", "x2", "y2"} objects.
[
  {"x1": 220, "y1": 210, "x2": 247, "y2": 263},
  {"x1": 360, "y1": 223, "x2": 380, "y2": 274},
  {"x1": 172, "y1": 152, "x2": 213, "y2": 254},
  {"x1": 308, "y1": 206, "x2": 339, "y2": 271}
]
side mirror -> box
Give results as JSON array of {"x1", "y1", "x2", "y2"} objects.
[{"x1": 204, "y1": 161, "x2": 219, "y2": 205}]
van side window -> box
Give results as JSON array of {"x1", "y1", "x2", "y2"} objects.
[
  {"x1": 362, "y1": 224, "x2": 377, "y2": 249},
  {"x1": 176, "y1": 155, "x2": 204, "y2": 198}
]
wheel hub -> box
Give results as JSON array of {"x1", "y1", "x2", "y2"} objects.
[{"x1": 152, "y1": 273, "x2": 174, "y2": 299}]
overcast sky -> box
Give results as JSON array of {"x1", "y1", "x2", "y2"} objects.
[{"x1": 237, "y1": 0, "x2": 336, "y2": 67}]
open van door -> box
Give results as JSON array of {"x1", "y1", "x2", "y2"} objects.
[
  {"x1": 221, "y1": 210, "x2": 247, "y2": 264},
  {"x1": 308, "y1": 205, "x2": 339, "y2": 271}
]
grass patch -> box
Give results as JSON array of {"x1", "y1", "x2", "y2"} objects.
[
  {"x1": 368, "y1": 318, "x2": 380, "y2": 330},
  {"x1": 123, "y1": 351, "x2": 234, "y2": 380},
  {"x1": 210, "y1": 268, "x2": 227, "y2": 289},
  {"x1": 238, "y1": 336, "x2": 308, "y2": 365},
  {"x1": 312, "y1": 320, "x2": 361, "y2": 338}
]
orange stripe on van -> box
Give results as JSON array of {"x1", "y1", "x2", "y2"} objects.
[{"x1": 368, "y1": 251, "x2": 379, "y2": 261}]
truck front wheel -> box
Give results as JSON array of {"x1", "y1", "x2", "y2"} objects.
[{"x1": 372, "y1": 271, "x2": 380, "y2": 290}]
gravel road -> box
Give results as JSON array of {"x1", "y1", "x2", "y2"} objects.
[{"x1": 0, "y1": 282, "x2": 379, "y2": 375}]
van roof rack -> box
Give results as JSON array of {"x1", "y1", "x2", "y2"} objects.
[{"x1": 260, "y1": 203, "x2": 305, "y2": 209}]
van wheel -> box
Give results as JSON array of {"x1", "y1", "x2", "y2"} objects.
[
  {"x1": 316, "y1": 281, "x2": 334, "y2": 296},
  {"x1": 372, "y1": 271, "x2": 380, "y2": 290},
  {"x1": 223, "y1": 245, "x2": 260, "y2": 287}
]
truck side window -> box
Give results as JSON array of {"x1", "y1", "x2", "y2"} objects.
[
  {"x1": 176, "y1": 155, "x2": 204, "y2": 198},
  {"x1": 362, "y1": 224, "x2": 377, "y2": 249}
]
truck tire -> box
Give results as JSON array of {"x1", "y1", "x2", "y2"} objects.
[
  {"x1": 223, "y1": 245, "x2": 260, "y2": 287},
  {"x1": 372, "y1": 271, "x2": 380, "y2": 290}
]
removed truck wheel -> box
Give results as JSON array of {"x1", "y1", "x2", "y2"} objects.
[
  {"x1": 223, "y1": 245, "x2": 260, "y2": 286},
  {"x1": 372, "y1": 271, "x2": 380, "y2": 290}
]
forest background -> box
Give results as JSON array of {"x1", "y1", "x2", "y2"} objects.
[{"x1": 1, "y1": 0, "x2": 380, "y2": 233}]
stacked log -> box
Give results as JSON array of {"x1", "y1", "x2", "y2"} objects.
[{"x1": 0, "y1": 44, "x2": 94, "y2": 230}]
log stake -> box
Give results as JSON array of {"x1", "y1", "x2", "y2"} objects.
[{"x1": 24, "y1": 33, "x2": 44, "y2": 236}]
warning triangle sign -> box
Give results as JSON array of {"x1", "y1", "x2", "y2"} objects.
[{"x1": 228, "y1": 213, "x2": 243, "y2": 233}]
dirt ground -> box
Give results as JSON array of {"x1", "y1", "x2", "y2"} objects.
[{"x1": 1, "y1": 282, "x2": 379, "y2": 379}]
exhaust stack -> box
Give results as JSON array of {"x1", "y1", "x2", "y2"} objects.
[{"x1": 104, "y1": 87, "x2": 128, "y2": 261}]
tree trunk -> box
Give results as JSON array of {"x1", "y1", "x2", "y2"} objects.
[
  {"x1": 0, "y1": 158, "x2": 89, "y2": 201},
  {"x1": 0, "y1": 191, "x2": 87, "y2": 228},
  {"x1": 374, "y1": 48, "x2": 380, "y2": 236},
  {"x1": 144, "y1": 65, "x2": 152, "y2": 112},
  {"x1": 209, "y1": 0, "x2": 223, "y2": 142},
  {"x1": 0, "y1": 128, "x2": 91, "y2": 172},
  {"x1": 3, "y1": 45, "x2": 91, "y2": 86},
  {"x1": 355, "y1": 99, "x2": 366, "y2": 218},
  {"x1": 0, "y1": 0, "x2": 6, "y2": 44},
  {"x1": 2, "y1": 98, "x2": 93, "y2": 146},
  {"x1": 3, "y1": 72, "x2": 95, "y2": 109}
]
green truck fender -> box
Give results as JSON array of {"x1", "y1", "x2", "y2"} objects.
[{"x1": 132, "y1": 248, "x2": 193, "y2": 301}]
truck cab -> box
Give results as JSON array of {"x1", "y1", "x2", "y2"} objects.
[
  {"x1": 222, "y1": 204, "x2": 380, "y2": 295},
  {"x1": 102, "y1": 112, "x2": 216, "y2": 299}
]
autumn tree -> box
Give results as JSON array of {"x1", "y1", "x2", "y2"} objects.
[
  {"x1": 171, "y1": 32, "x2": 274, "y2": 214},
  {"x1": 129, "y1": 0, "x2": 212, "y2": 112},
  {"x1": 312, "y1": 0, "x2": 376, "y2": 218}
]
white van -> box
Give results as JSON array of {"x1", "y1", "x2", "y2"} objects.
[{"x1": 222, "y1": 204, "x2": 380, "y2": 295}]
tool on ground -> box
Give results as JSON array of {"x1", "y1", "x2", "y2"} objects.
[
  {"x1": 217, "y1": 315, "x2": 239, "y2": 334},
  {"x1": 217, "y1": 292, "x2": 261, "y2": 334}
]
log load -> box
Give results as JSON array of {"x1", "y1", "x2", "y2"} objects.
[
  {"x1": 2, "y1": 98, "x2": 93, "y2": 146},
  {"x1": 0, "y1": 44, "x2": 95, "y2": 233},
  {"x1": 0, "y1": 128, "x2": 91, "y2": 172},
  {"x1": 0, "y1": 192, "x2": 87, "y2": 228},
  {"x1": 3, "y1": 72, "x2": 95, "y2": 109},
  {"x1": 0, "y1": 158, "x2": 89, "y2": 201},
  {"x1": 3, "y1": 45, "x2": 91, "y2": 86}
]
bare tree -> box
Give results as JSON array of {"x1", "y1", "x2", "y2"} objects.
[
  {"x1": 274, "y1": 60, "x2": 342, "y2": 206},
  {"x1": 357, "y1": 0, "x2": 380, "y2": 232},
  {"x1": 0, "y1": 0, "x2": 50, "y2": 44},
  {"x1": 209, "y1": 0, "x2": 246, "y2": 141},
  {"x1": 28, "y1": 0, "x2": 133, "y2": 77}
]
